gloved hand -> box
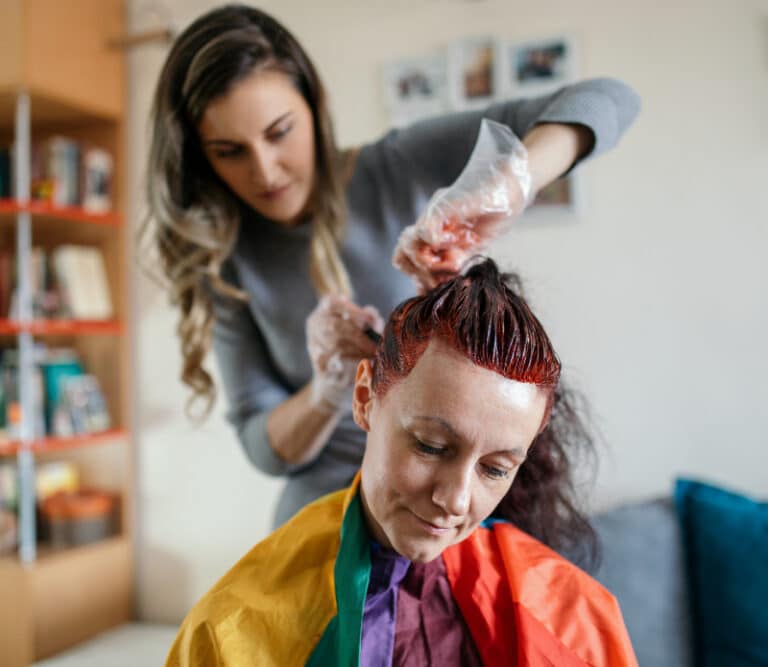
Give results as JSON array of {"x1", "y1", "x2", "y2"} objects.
[
  {"x1": 305, "y1": 295, "x2": 384, "y2": 413},
  {"x1": 393, "y1": 119, "x2": 533, "y2": 292}
]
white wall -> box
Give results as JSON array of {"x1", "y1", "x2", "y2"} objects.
[{"x1": 128, "y1": 0, "x2": 768, "y2": 622}]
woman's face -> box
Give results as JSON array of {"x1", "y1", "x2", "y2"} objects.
[
  {"x1": 198, "y1": 68, "x2": 316, "y2": 225},
  {"x1": 354, "y1": 340, "x2": 548, "y2": 563}
]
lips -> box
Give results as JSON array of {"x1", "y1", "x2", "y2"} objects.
[
  {"x1": 259, "y1": 183, "x2": 291, "y2": 199},
  {"x1": 410, "y1": 511, "x2": 457, "y2": 534}
]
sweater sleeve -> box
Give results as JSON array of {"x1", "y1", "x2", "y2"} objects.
[
  {"x1": 210, "y1": 265, "x2": 304, "y2": 477},
  {"x1": 373, "y1": 77, "x2": 640, "y2": 195}
]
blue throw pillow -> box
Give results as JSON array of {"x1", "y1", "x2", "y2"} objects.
[{"x1": 675, "y1": 478, "x2": 768, "y2": 667}]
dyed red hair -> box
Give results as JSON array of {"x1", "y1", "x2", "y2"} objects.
[{"x1": 372, "y1": 257, "x2": 559, "y2": 396}]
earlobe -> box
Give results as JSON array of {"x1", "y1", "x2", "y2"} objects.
[{"x1": 352, "y1": 359, "x2": 374, "y2": 432}]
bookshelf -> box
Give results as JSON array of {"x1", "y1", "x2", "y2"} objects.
[{"x1": 0, "y1": 2, "x2": 133, "y2": 665}]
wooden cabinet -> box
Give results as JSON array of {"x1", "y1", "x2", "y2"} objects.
[{"x1": 0, "y1": 2, "x2": 133, "y2": 664}]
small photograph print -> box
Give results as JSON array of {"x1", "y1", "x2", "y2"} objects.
[
  {"x1": 383, "y1": 55, "x2": 448, "y2": 127},
  {"x1": 509, "y1": 37, "x2": 575, "y2": 94},
  {"x1": 529, "y1": 175, "x2": 577, "y2": 211},
  {"x1": 448, "y1": 37, "x2": 499, "y2": 110}
]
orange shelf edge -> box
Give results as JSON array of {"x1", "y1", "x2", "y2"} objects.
[
  {"x1": 0, "y1": 199, "x2": 122, "y2": 227},
  {"x1": 0, "y1": 319, "x2": 124, "y2": 336},
  {"x1": 0, "y1": 427, "x2": 129, "y2": 457}
]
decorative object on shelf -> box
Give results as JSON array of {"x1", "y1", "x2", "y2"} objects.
[
  {"x1": 40, "y1": 488, "x2": 118, "y2": 548},
  {"x1": 35, "y1": 460, "x2": 79, "y2": 501},
  {"x1": 54, "y1": 374, "x2": 111, "y2": 436}
]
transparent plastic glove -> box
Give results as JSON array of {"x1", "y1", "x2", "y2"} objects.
[
  {"x1": 393, "y1": 119, "x2": 533, "y2": 291},
  {"x1": 305, "y1": 295, "x2": 384, "y2": 413}
]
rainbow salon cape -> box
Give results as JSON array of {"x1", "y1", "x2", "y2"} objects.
[{"x1": 166, "y1": 476, "x2": 637, "y2": 666}]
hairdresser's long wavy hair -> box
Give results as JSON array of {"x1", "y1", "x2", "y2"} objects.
[
  {"x1": 372, "y1": 258, "x2": 598, "y2": 566},
  {"x1": 142, "y1": 4, "x2": 351, "y2": 418}
]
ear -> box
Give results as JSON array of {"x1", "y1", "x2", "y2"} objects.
[{"x1": 352, "y1": 359, "x2": 374, "y2": 432}]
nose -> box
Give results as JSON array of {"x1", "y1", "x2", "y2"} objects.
[
  {"x1": 431, "y1": 461, "x2": 472, "y2": 517},
  {"x1": 249, "y1": 144, "x2": 279, "y2": 189}
]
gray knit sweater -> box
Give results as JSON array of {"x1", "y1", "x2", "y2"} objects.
[{"x1": 212, "y1": 77, "x2": 641, "y2": 527}]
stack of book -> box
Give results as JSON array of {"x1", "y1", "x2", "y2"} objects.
[
  {"x1": 0, "y1": 345, "x2": 111, "y2": 441},
  {"x1": 0, "y1": 244, "x2": 112, "y2": 320},
  {"x1": 0, "y1": 137, "x2": 113, "y2": 212}
]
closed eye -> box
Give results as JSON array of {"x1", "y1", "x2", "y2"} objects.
[
  {"x1": 414, "y1": 440, "x2": 446, "y2": 457},
  {"x1": 267, "y1": 123, "x2": 293, "y2": 142},
  {"x1": 212, "y1": 145, "x2": 245, "y2": 159},
  {"x1": 482, "y1": 464, "x2": 510, "y2": 480}
]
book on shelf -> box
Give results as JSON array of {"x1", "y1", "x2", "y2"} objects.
[
  {"x1": 0, "y1": 147, "x2": 10, "y2": 199},
  {"x1": 0, "y1": 249, "x2": 11, "y2": 318},
  {"x1": 5, "y1": 245, "x2": 112, "y2": 320},
  {"x1": 5, "y1": 245, "x2": 66, "y2": 320},
  {"x1": 80, "y1": 145, "x2": 113, "y2": 213},
  {"x1": 52, "y1": 245, "x2": 113, "y2": 320},
  {"x1": 1, "y1": 346, "x2": 47, "y2": 440},
  {"x1": 0, "y1": 138, "x2": 113, "y2": 212},
  {"x1": 0, "y1": 345, "x2": 111, "y2": 440}
]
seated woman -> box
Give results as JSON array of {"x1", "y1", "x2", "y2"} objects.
[{"x1": 166, "y1": 258, "x2": 637, "y2": 666}]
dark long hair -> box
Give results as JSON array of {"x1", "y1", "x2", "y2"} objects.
[
  {"x1": 372, "y1": 258, "x2": 598, "y2": 566},
  {"x1": 142, "y1": 4, "x2": 351, "y2": 419}
]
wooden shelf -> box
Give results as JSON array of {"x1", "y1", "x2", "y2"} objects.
[
  {"x1": 0, "y1": 535, "x2": 132, "y2": 660},
  {"x1": 0, "y1": 428, "x2": 129, "y2": 457},
  {"x1": 0, "y1": 318, "x2": 124, "y2": 336},
  {"x1": 0, "y1": 2, "x2": 132, "y2": 663},
  {"x1": 0, "y1": 89, "x2": 121, "y2": 133},
  {"x1": 0, "y1": 534, "x2": 126, "y2": 567},
  {"x1": 0, "y1": 199, "x2": 122, "y2": 226}
]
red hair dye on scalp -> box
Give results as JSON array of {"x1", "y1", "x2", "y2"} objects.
[{"x1": 372, "y1": 258, "x2": 560, "y2": 398}]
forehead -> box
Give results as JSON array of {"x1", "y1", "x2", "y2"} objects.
[
  {"x1": 384, "y1": 340, "x2": 547, "y2": 449},
  {"x1": 198, "y1": 69, "x2": 303, "y2": 136}
]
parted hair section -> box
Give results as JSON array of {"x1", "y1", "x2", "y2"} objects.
[
  {"x1": 141, "y1": 4, "x2": 351, "y2": 418},
  {"x1": 372, "y1": 257, "x2": 599, "y2": 567},
  {"x1": 371, "y1": 257, "x2": 561, "y2": 395}
]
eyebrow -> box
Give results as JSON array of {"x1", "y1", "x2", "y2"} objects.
[
  {"x1": 203, "y1": 111, "x2": 294, "y2": 146},
  {"x1": 410, "y1": 415, "x2": 527, "y2": 458}
]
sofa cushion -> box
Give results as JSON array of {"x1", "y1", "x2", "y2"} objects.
[
  {"x1": 675, "y1": 479, "x2": 768, "y2": 667},
  {"x1": 591, "y1": 499, "x2": 692, "y2": 667}
]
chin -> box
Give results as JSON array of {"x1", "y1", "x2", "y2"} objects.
[
  {"x1": 392, "y1": 538, "x2": 445, "y2": 564},
  {"x1": 249, "y1": 193, "x2": 308, "y2": 226}
]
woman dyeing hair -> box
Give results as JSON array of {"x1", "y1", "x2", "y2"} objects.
[{"x1": 143, "y1": 4, "x2": 641, "y2": 527}]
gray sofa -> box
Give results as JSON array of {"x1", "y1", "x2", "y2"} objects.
[{"x1": 592, "y1": 499, "x2": 693, "y2": 667}]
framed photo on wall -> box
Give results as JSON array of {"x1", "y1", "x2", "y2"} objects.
[
  {"x1": 503, "y1": 35, "x2": 577, "y2": 96},
  {"x1": 447, "y1": 37, "x2": 502, "y2": 110},
  {"x1": 382, "y1": 54, "x2": 448, "y2": 127},
  {"x1": 525, "y1": 172, "x2": 582, "y2": 217}
]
